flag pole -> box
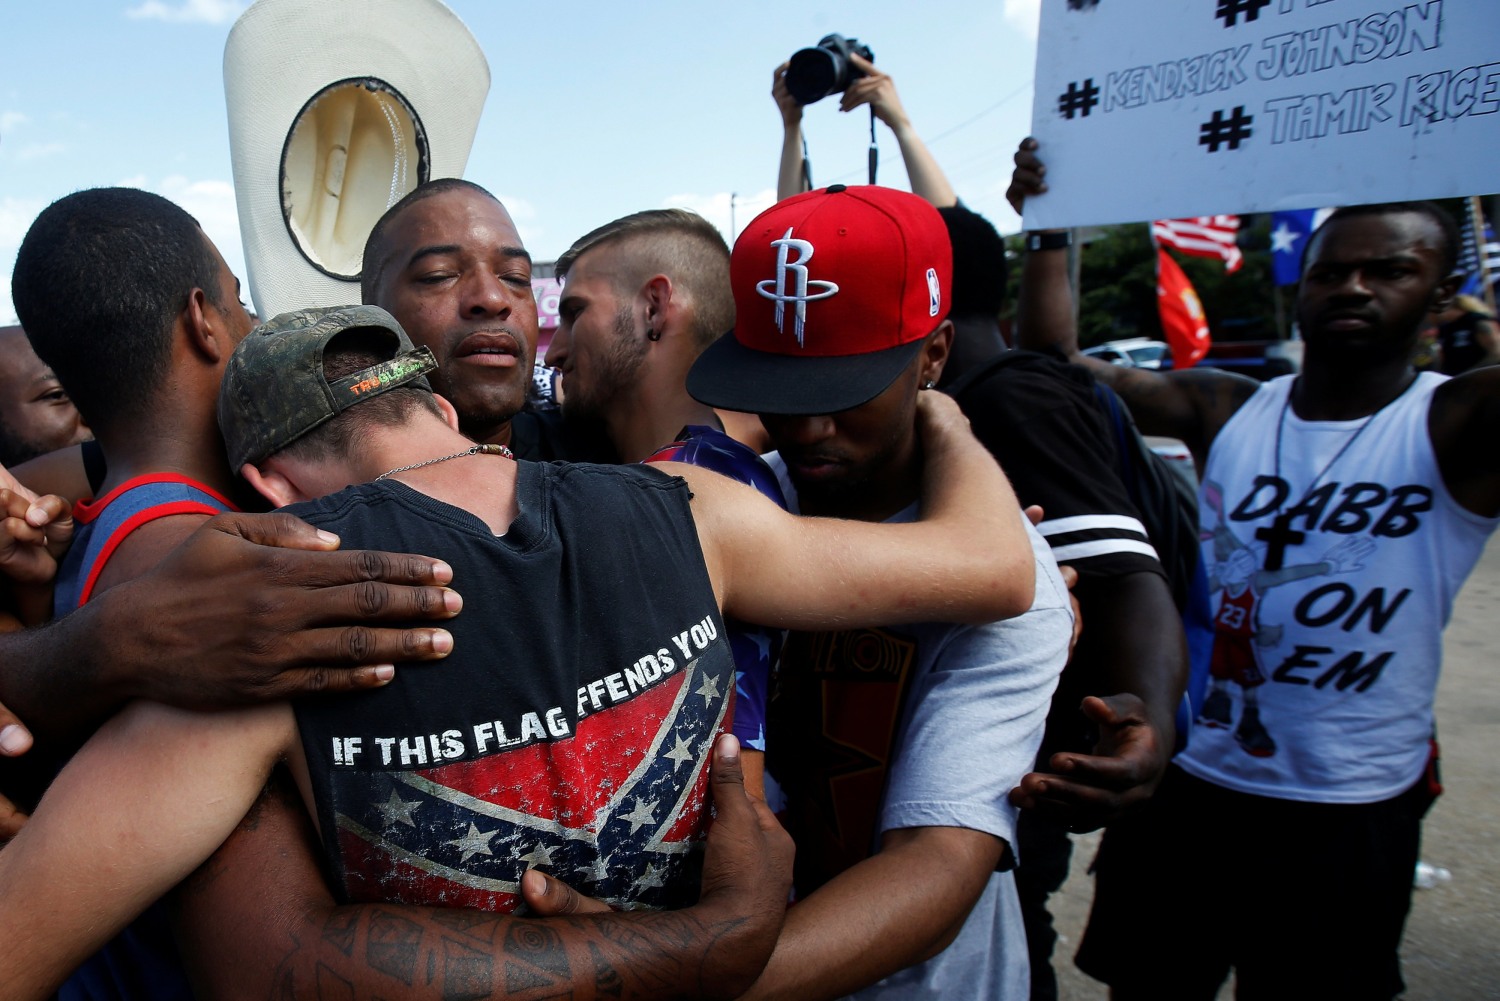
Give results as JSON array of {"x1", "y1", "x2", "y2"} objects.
[{"x1": 1469, "y1": 196, "x2": 1498, "y2": 318}]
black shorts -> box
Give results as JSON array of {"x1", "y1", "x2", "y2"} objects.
[{"x1": 1075, "y1": 764, "x2": 1437, "y2": 1001}]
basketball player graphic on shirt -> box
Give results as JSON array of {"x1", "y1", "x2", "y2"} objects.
[{"x1": 1197, "y1": 481, "x2": 1375, "y2": 757}]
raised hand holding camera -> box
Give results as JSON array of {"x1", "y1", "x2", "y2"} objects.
[
  {"x1": 782, "y1": 33, "x2": 874, "y2": 105},
  {"x1": 837, "y1": 52, "x2": 908, "y2": 130},
  {"x1": 780, "y1": 33, "x2": 880, "y2": 186}
]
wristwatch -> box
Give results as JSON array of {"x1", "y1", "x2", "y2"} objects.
[{"x1": 1025, "y1": 231, "x2": 1073, "y2": 252}]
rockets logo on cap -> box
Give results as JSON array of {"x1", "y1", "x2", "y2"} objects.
[
  {"x1": 756, "y1": 227, "x2": 840, "y2": 348},
  {"x1": 686, "y1": 185, "x2": 954, "y2": 417}
]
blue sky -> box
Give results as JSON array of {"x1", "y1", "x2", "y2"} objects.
[{"x1": 0, "y1": 0, "x2": 1041, "y2": 325}]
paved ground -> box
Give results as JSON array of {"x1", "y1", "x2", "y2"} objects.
[{"x1": 1046, "y1": 536, "x2": 1500, "y2": 1000}]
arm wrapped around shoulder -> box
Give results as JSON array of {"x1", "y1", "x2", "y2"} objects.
[
  {"x1": 913, "y1": 391, "x2": 1034, "y2": 622},
  {"x1": 676, "y1": 392, "x2": 1033, "y2": 633}
]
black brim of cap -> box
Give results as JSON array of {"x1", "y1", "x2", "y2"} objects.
[{"x1": 687, "y1": 330, "x2": 924, "y2": 416}]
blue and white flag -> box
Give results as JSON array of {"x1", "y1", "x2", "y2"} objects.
[
  {"x1": 1269, "y1": 210, "x2": 1316, "y2": 287},
  {"x1": 1269, "y1": 208, "x2": 1336, "y2": 287}
]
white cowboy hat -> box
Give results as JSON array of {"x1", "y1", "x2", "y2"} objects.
[{"x1": 224, "y1": 0, "x2": 489, "y2": 317}]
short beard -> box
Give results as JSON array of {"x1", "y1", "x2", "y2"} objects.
[{"x1": 562, "y1": 304, "x2": 646, "y2": 437}]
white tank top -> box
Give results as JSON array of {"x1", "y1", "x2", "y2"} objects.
[{"x1": 1177, "y1": 373, "x2": 1498, "y2": 803}]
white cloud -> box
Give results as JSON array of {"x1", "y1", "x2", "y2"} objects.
[
  {"x1": 0, "y1": 111, "x2": 27, "y2": 135},
  {"x1": 1003, "y1": 0, "x2": 1040, "y2": 39},
  {"x1": 124, "y1": 0, "x2": 246, "y2": 24},
  {"x1": 662, "y1": 188, "x2": 777, "y2": 246},
  {"x1": 155, "y1": 176, "x2": 238, "y2": 229},
  {"x1": 15, "y1": 142, "x2": 65, "y2": 161},
  {"x1": 154, "y1": 175, "x2": 245, "y2": 279}
]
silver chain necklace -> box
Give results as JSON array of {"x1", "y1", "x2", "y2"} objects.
[
  {"x1": 1258, "y1": 374, "x2": 1416, "y2": 569},
  {"x1": 375, "y1": 442, "x2": 514, "y2": 481}
]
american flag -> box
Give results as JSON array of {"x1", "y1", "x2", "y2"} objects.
[
  {"x1": 1152, "y1": 216, "x2": 1243, "y2": 273},
  {"x1": 1457, "y1": 212, "x2": 1500, "y2": 299}
]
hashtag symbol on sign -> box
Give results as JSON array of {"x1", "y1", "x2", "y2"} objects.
[
  {"x1": 1215, "y1": 0, "x2": 1271, "y2": 27},
  {"x1": 1057, "y1": 79, "x2": 1100, "y2": 120},
  {"x1": 1199, "y1": 107, "x2": 1253, "y2": 152}
]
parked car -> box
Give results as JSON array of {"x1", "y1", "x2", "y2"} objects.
[
  {"x1": 1084, "y1": 337, "x2": 1303, "y2": 381},
  {"x1": 1198, "y1": 339, "x2": 1303, "y2": 381},
  {"x1": 1082, "y1": 337, "x2": 1172, "y2": 370}
]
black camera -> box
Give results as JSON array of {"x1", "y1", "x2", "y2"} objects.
[{"x1": 784, "y1": 34, "x2": 875, "y2": 105}]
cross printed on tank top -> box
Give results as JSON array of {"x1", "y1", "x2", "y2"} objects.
[{"x1": 1254, "y1": 515, "x2": 1306, "y2": 571}]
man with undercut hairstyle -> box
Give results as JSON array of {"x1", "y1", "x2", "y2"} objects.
[
  {"x1": 1013, "y1": 138, "x2": 1500, "y2": 998},
  {"x1": 548, "y1": 207, "x2": 785, "y2": 757},
  {"x1": 549, "y1": 208, "x2": 767, "y2": 459},
  {"x1": 0, "y1": 301, "x2": 1037, "y2": 1000},
  {"x1": 361, "y1": 177, "x2": 612, "y2": 462}
]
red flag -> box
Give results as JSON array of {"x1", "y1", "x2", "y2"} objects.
[
  {"x1": 1157, "y1": 247, "x2": 1211, "y2": 369},
  {"x1": 1152, "y1": 216, "x2": 1242, "y2": 272}
]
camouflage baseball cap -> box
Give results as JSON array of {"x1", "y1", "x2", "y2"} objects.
[{"x1": 218, "y1": 304, "x2": 437, "y2": 470}]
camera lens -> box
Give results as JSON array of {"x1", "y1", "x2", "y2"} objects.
[{"x1": 786, "y1": 46, "x2": 839, "y2": 105}]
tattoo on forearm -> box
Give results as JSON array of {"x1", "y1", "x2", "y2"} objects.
[
  {"x1": 589, "y1": 942, "x2": 624, "y2": 1000},
  {"x1": 585, "y1": 919, "x2": 677, "y2": 988},
  {"x1": 322, "y1": 910, "x2": 358, "y2": 958},
  {"x1": 266, "y1": 902, "x2": 755, "y2": 1000},
  {"x1": 503, "y1": 923, "x2": 572, "y2": 993},
  {"x1": 309, "y1": 963, "x2": 353, "y2": 1001},
  {"x1": 367, "y1": 910, "x2": 424, "y2": 985},
  {"x1": 440, "y1": 936, "x2": 494, "y2": 1001},
  {"x1": 434, "y1": 907, "x2": 502, "y2": 941}
]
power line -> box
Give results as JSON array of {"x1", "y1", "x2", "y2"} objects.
[{"x1": 926, "y1": 81, "x2": 1033, "y2": 145}]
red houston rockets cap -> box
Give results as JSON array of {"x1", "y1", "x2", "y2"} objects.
[{"x1": 687, "y1": 184, "x2": 952, "y2": 416}]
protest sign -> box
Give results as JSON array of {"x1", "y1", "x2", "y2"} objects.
[{"x1": 1025, "y1": 0, "x2": 1500, "y2": 229}]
